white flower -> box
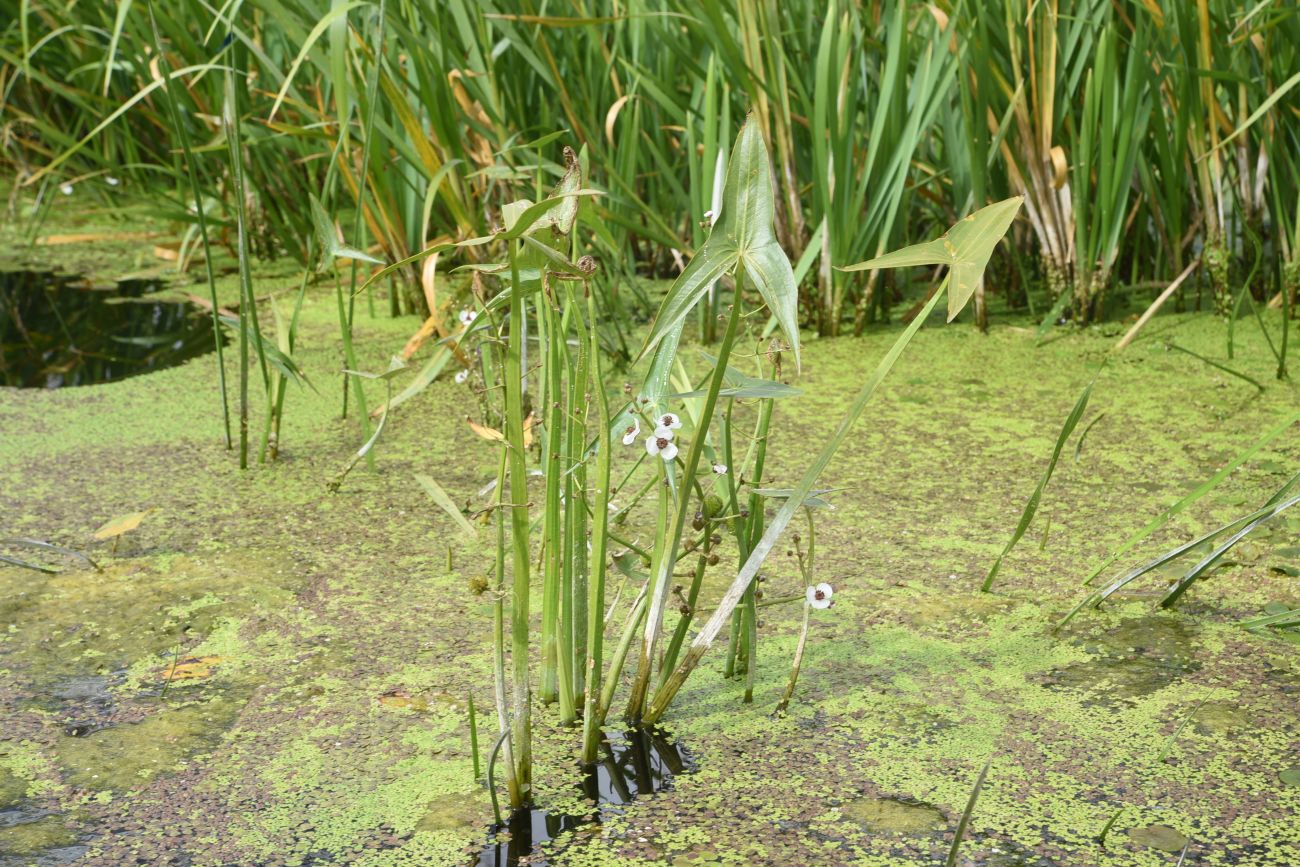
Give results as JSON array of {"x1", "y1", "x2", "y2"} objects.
[
  {"x1": 712, "y1": 463, "x2": 727, "y2": 475},
  {"x1": 657, "y1": 412, "x2": 682, "y2": 430},
  {"x1": 59, "y1": 183, "x2": 73, "y2": 196},
  {"x1": 105, "y1": 176, "x2": 120, "y2": 186},
  {"x1": 645, "y1": 428, "x2": 678, "y2": 462},
  {"x1": 703, "y1": 209, "x2": 715, "y2": 222},
  {"x1": 621, "y1": 419, "x2": 640, "y2": 445},
  {"x1": 458, "y1": 308, "x2": 477, "y2": 327},
  {"x1": 454, "y1": 369, "x2": 469, "y2": 384},
  {"x1": 806, "y1": 583, "x2": 834, "y2": 610}
]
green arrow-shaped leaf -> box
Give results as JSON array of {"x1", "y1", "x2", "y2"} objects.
[
  {"x1": 310, "y1": 193, "x2": 384, "y2": 267},
  {"x1": 841, "y1": 197, "x2": 1022, "y2": 321},
  {"x1": 642, "y1": 115, "x2": 800, "y2": 368}
]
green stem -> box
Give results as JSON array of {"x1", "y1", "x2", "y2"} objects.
[
  {"x1": 774, "y1": 602, "x2": 811, "y2": 716},
  {"x1": 626, "y1": 291, "x2": 744, "y2": 722},
  {"x1": 775, "y1": 510, "x2": 815, "y2": 716},
  {"x1": 599, "y1": 589, "x2": 649, "y2": 722},
  {"x1": 146, "y1": 0, "x2": 229, "y2": 449},
  {"x1": 566, "y1": 286, "x2": 592, "y2": 710},
  {"x1": 504, "y1": 239, "x2": 532, "y2": 805},
  {"x1": 540, "y1": 294, "x2": 563, "y2": 706},
  {"x1": 657, "y1": 530, "x2": 711, "y2": 687},
  {"x1": 582, "y1": 290, "x2": 613, "y2": 764},
  {"x1": 491, "y1": 444, "x2": 519, "y2": 806}
]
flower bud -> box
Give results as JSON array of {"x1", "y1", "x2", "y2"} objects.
[{"x1": 703, "y1": 494, "x2": 724, "y2": 519}]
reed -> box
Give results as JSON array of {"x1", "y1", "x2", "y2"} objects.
[{"x1": 6, "y1": 1, "x2": 1296, "y2": 353}]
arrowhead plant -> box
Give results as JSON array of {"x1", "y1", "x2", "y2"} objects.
[{"x1": 641, "y1": 114, "x2": 802, "y2": 372}]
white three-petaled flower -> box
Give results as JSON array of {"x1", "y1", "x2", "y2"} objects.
[
  {"x1": 806, "y1": 583, "x2": 834, "y2": 610},
  {"x1": 454, "y1": 369, "x2": 469, "y2": 384},
  {"x1": 657, "y1": 412, "x2": 682, "y2": 430},
  {"x1": 621, "y1": 419, "x2": 640, "y2": 445},
  {"x1": 59, "y1": 183, "x2": 73, "y2": 196},
  {"x1": 712, "y1": 463, "x2": 727, "y2": 475},
  {"x1": 105, "y1": 176, "x2": 120, "y2": 187},
  {"x1": 459, "y1": 308, "x2": 477, "y2": 327},
  {"x1": 645, "y1": 427, "x2": 677, "y2": 462}
]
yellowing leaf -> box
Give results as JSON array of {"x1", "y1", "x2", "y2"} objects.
[
  {"x1": 92, "y1": 509, "x2": 156, "y2": 541},
  {"x1": 467, "y1": 417, "x2": 504, "y2": 442},
  {"x1": 159, "y1": 655, "x2": 224, "y2": 682},
  {"x1": 523, "y1": 413, "x2": 536, "y2": 449}
]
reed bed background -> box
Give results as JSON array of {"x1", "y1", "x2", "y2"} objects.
[{"x1": 3, "y1": 0, "x2": 1298, "y2": 334}]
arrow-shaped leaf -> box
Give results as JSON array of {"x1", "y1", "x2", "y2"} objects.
[
  {"x1": 642, "y1": 115, "x2": 800, "y2": 368},
  {"x1": 310, "y1": 193, "x2": 384, "y2": 266},
  {"x1": 841, "y1": 197, "x2": 1022, "y2": 321}
]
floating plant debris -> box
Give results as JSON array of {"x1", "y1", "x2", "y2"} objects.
[
  {"x1": 0, "y1": 271, "x2": 219, "y2": 388},
  {"x1": 477, "y1": 727, "x2": 693, "y2": 866}
]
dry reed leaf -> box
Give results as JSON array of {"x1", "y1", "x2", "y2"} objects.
[
  {"x1": 37, "y1": 232, "x2": 163, "y2": 246},
  {"x1": 400, "y1": 316, "x2": 441, "y2": 361},
  {"x1": 606, "y1": 95, "x2": 632, "y2": 145},
  {"x1": 1049, "y1": 146, "x2": 1068, "y2": 189}
]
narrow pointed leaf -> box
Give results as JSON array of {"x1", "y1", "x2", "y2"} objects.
[
  {"x1": 414, "y1": 473, "x2": 477, "y2": 538},
  {"x1": 639, "y1": 240, "x2": 738, "y2": 357}
]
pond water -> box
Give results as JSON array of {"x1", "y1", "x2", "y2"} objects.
[
  {"x1": 478, "y1": 726, "x2": 693, "y2": 866},
  {"x1": 0, "y1": 271, "x2": 219, "y2": 388}
]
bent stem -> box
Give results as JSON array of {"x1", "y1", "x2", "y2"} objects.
[{"x1": 775, "y1": 603, "x2": 811, "y2": 717}]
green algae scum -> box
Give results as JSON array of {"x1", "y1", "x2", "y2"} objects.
[
  {"x1": 2, "y1": 234, "x2": 1297, "y2": 863},
  {"x1": 4, "y1": 2, "x2": 1300, "y2": 864}
]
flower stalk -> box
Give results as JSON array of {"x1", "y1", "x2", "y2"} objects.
[{"x1": 626, "y1": 290, "x2": 744, "y2": 722}]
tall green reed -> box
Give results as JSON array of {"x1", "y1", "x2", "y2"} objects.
[{"x1": 7, "y1": 0, "x2": 1297, "y2": 358}]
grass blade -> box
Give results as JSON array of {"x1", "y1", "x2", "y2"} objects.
[{"x1": 982, "y1": 371, "x2": 1099, "y2": 592}]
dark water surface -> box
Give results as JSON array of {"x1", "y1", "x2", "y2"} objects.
[
  {"x1": 477, "y1": 727, "x2": 693, "y2": 866},
  {"x1": 0, "y1": 271, "x2": 219, "y2": 388}
]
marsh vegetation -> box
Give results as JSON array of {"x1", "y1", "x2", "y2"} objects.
[{"x1": 2, "y1": 1, "x2": 1299, "y2": 865}]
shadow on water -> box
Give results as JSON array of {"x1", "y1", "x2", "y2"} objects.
[
  {"x1": 0, "y1": 270, "x2": 220, "y2": 388},
  {"x1": 477, "y1": 727, "x2": 693, "y2": 866}
]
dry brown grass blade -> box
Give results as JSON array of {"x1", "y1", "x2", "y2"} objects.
[
  {"x1": 36, "y1": 231, "x2": 165, "y2": 245},
  {"x1": 1114, "y1": 259, "x2": 1200, "y2": 352}
]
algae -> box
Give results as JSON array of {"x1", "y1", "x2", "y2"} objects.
[{"x1": 0, "y1": 215, "x2": 1297, "y2": 864}]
